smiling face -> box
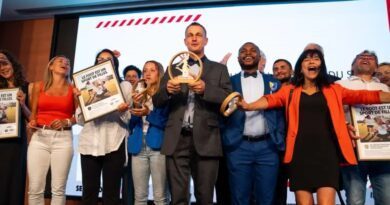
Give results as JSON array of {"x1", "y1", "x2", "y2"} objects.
[
  {"x1": 125, "y1": 70, "x2": 140, "y2": 86},
  {"x1": 0, "y1": 53, "x2": 14, "y2": 81},
  {"x1": 184, "y1": 24, "x2": 208, "y2": 57},
  {"x1": 273, "y1": 60, "x2": 293, "y2": 83},
  {"x1": 376, "y1": 64, "x2": 390, "y2": 87},
  {"x1": 301, "y1": 53, "x2": 322, "y2": 82},
  {"x1": 353, "y1": 53, "x2": 377, "y2": 76},
  {"x1": 49, "y1": 56, "x2": 70, "y2": 76},
  {"x1": 238, "y1": 42, "x2": 260, "y2": 71}
]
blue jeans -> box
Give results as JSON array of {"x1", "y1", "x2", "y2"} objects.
[
  {"x1": 341, "y1": 161, "x2": 390, "y2": 205},
  {"x1": 132, "y1": 143, "x2": 168, "y2": 205},
  {"x1": 226, "y1": 138, "x2": 279, "y2": 205}
]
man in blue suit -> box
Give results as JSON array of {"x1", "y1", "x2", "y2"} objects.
[{"x1": 222, "y1": 42, "x2": 286, "y2": 205}]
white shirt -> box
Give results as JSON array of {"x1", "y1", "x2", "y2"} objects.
[
  {"x1": 76, "y1": 81, "x2": 132, "y2": 156},
  {"x1": 336, "y1": 76, "x2": 388, "y2": 122},
  {"x1": 241, "y1": 71, "x2": 269, "y2": 136},
  {"x1": 182, "y1": 63, "x2": 200, "y2": 128}
]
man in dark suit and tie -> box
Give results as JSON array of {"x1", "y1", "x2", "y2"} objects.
[
  {"x1": 221, "y1": 42, "x2": 286, "y2": 205},
  {"x1": 153, "y1": 22, "x2": 232, "y2": 205}
]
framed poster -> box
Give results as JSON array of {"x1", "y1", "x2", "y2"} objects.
[
  {"x1": 72, "y1": 60, "x2": 125, "y2": 122},
  {"x1": 0, "y1": 88, "x2": 20, "y2": 139},
  {"x1": 350, "y1": 104, "x2": 390, "y2": 160}
]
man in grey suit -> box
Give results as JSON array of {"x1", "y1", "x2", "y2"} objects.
[{"x1": 153, "y1": 22, "x2": 232, "y2": 205}]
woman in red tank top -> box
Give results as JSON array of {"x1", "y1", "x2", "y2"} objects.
[{"x1": 27, "y1": 55, "x2": 78, "y2": 205}]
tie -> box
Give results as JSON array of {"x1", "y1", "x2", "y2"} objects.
[
  {"x1": 188, "y1": 58, "x2": 199, "y2": 66},
  {"x1": 244, "y1": 72, "x2": 257, "y2": 78}
]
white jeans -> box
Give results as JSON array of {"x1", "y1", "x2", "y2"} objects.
[
  {"x1": 27, "y1": 129, "x2": 73, "y2": 205},
  {"x1": 132, "y1": 144, "x2": 169, "y2": 205}
]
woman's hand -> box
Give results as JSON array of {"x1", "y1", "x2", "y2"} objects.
[
  {"x1": 28, "y1": 119, "x2": 37, "y2": 128},
  {"x1": 132, "y1": 92, "x2": 144, "y2": 105},
  {"x1": 237, "y1": 99, "x2": 250, "y2": 111},
  {"x1": 16, "y1": 90, "x2": 26, "y2": 105},
  {"x1": 50, "y1": 119, "x2": 67, "y2": 130},
  {"x1": 130, "y1": 106, "x2": 150, "y2": 117},
  {"x1": 117, "y1": 103, "x2": 130, "y2": 112},
  {"x1": 73, "y1": 87, "x2": 81, "y2": 97}
]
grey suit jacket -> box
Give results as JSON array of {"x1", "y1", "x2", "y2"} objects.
[{"x1": 152, "y1": 57, "x2": 232, "y2": 157}]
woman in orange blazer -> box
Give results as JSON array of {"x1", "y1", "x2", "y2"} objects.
[{"x1": 239, "y1": 49, "x2": 390, "y2": 205}]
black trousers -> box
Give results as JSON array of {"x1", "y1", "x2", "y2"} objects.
[
  {"x1": 122, "y1": 156, "x2": 135, "y2": 205},
  {"x1": 0, "y1": 138, "x2": 27, "y2": 205},
  {"x1": 215, "y1": 156, "x2": 231, "y2": 205},
  {"x1": 81, "y1": 140, "x2": 126, "y2": 205},
  {"x1": 272, "y1": 151, "x2": 288, "y2": 205},
  {"x1": 166, "y1": 131, "x2": 219, "y2": 205}
]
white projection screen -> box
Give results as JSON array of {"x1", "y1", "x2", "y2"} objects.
[{"x1": 66, "y1": 0, "x2": 389, "y2": 204}]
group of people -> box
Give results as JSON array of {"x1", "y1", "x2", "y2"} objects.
[{"x1": 0, "y1": 21, "x2": 389, "y2": 205}]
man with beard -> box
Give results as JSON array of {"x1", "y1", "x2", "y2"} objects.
[
  {"x1": 272, "y1": 59, "x2": 293, "y2": 86},
  {"x1": 221, "y1": 42, "x2": 285, "y2": 205},
  {"x1": 271, "y1": 58, "x2": 293, "y2": 205},
  {"x1": 337, "y1": 50, "x2": 389, "y2": 205},
  {"x1": 376, "y1": 62, "x2": 390, "y2": 87}
]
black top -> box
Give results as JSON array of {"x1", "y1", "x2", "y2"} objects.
[{"x1": 289, "y1": 91, "x2": 340, "y2": 192}]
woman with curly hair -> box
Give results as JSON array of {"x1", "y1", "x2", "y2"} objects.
[{"x1": 0, "y1": 49, "x2": 31, "y2": 205}]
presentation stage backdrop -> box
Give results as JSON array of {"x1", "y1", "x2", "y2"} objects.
[{"x1": 61, "y1": 0, "x2": 390, "y2": 203}]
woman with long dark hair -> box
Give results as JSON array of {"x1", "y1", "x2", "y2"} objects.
[
  {"x1": 239, "y1": 49, "x2": 390, "y2": 205},
  {"x1": 0, "y1": 49, "x2": 30, "y2": 205},
  {"x1": 76, "y1": 48, "x2": 132, "y2": 205}
]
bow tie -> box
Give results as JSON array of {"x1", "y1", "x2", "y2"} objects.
[
  {"x1": 188, "y1": 58, "x2": 200, "y2": 66},
  {"x1": 244, "y1": 72, "x2": 257, "y2": 78}
]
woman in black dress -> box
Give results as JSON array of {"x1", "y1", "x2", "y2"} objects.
[
  {"x1": 239, "y1": 49, "x2": 390, "y2": 205},
  {"x1": 0, "y1": 49, "x2": 31, "y2": 205}
]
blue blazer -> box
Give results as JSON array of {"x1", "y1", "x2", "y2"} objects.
[
  {"x1": 127, "y1": 106, "x2": 169, "y2": 154},
  {"x1": 221, "y1": 72, "x2": 286, "y2": 152}
]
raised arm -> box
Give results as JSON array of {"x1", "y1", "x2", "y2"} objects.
[
  {"x1": 238, "y1": 96, "x2": 269, "y2": 111},
  {"x1": 239, "y1": 84, "x2": 290, "y2": 111}
]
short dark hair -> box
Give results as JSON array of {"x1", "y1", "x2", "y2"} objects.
[
  {"x1": 273, "y1": 59, "x2": 292, "y2": 70},
  {"x1": 238, "y1": 42, "x2": 260, "y2": 55},
  {"x1": 291, "y1": 49, "x2": 331, "y2": 89},
  {"x1": 185, "y1": 22, "x2": 207, "y2": 37},
  {"x1": 0, "y1": 49, "x2": 27, "y2": 88},
  {"x1": 94, "y1": 49, "x2": 120, "y2": 82},
  {"x1": 379, "y1": 62, "x2": 390, "y2": 67},
  {"x1": 123, "y1": 65, "x2": 141, "y2": 78}
]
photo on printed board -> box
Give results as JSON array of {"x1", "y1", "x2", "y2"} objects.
[
  {"x1": 350, "y1": 104, "x2": 390, "y2": 160},
  {"x1": 73, "y1": 60, "x2": 125, "y2": 122},
  {"x1": 0, "y1": 88, "x2": 20, "y2": 139}
]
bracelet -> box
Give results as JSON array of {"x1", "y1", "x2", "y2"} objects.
[{"x1": 66, "y1": 118, "x2": 72, "y2": 127}]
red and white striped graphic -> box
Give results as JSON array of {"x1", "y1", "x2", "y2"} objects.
[
  {"x1": 387, "y1": 0, "x2": 390, "y2": 31},
  {"x1": 96, "y1": 14, "x2": 202, "y2": 29}
]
